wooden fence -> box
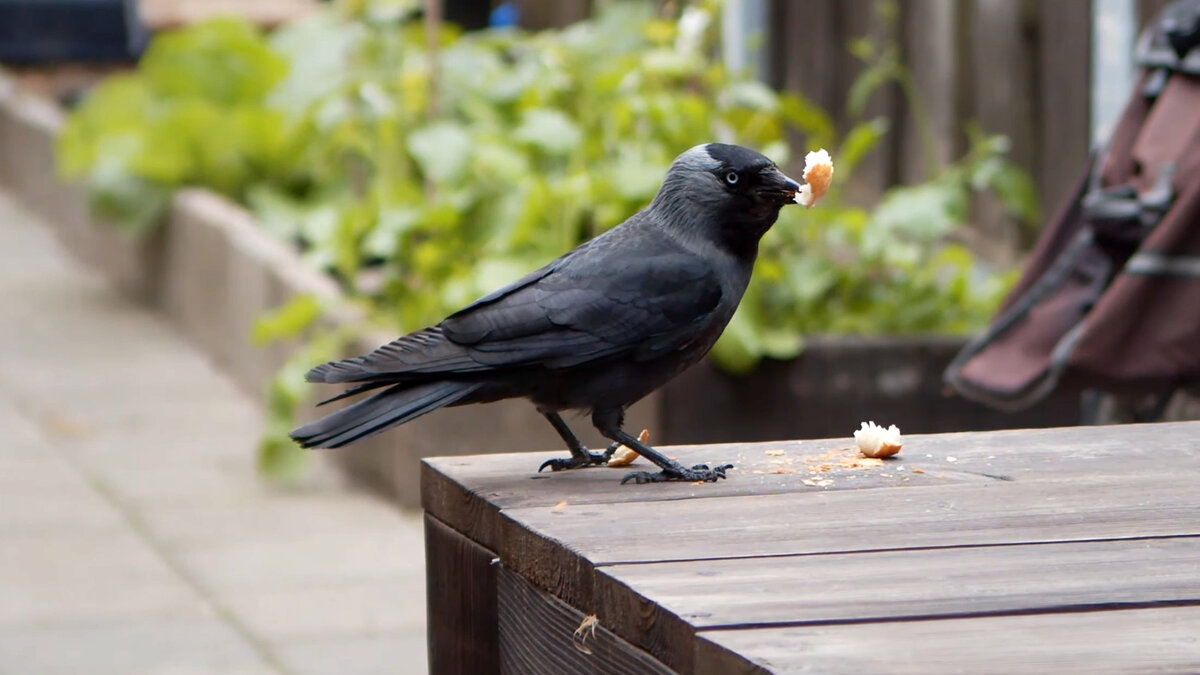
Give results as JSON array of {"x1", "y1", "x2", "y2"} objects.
[
  {"x1": 514, "y1": 0, "x2": 1175, "y2": 254},
  {"x1": 769, "y1": 0, "x2": 1172, "y2": 251}
]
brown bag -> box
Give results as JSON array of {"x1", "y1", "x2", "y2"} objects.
[{"x1": 945, "y1": 0, "x2": 1200, "y2": 411}]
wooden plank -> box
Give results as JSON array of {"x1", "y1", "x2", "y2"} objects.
[
  {"x1": 838, "y1": 0, "x2": 900, "y2": 203},
  {"x1": 771, "y1": 1, "x2": 840, "y2": 117},
  {"x1": 498, "y1": 472, "x2": 1200, "y2": 611},
  {"x1": 897, "y1": 0, "x2": 965, "y2": 183},
  {"x1": 595, "y1": 537, "x2": 1200, "y2": 672},
  {"x1": 497, "y1": 566, "x2": 674, "y2": 675},
  {"x1": 424, "y1": 514, "x2": 500, "y2": 675},
  {"x1": 1036, "y1": 1, "x2": 1092, "y2": 224},
  {"x1": 500, "y1": 474, "x2": 1200, "y2": 600},
  {"x1": 966, "y1": 0, "x2": 1039, "y2": 248},
  {"x1": 1137, "y1": 0, "x2": 1174, "y2": 30},
  {"x1": 422, "y1": 421, "x2": 1200, "y2": 551},
  {"x1": 768, "y1": 0, "x2": 840, "y2": 177},
  {"x1": 695, "y1": 605, "x2": 1200, "y2": 675}
]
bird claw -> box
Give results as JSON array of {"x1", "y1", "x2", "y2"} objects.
[
  {"x1": 537, "y1": 450, "x2": 611, "y2": 473},
  {"x1": 620, "y1": 462, "x2": 733, "y2": 485}
]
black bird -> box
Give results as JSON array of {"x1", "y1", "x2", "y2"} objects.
[{"x1": 291, "y1": 143, "x2": 801, "y2": 484}]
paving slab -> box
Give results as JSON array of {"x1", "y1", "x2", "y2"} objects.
[
  {"x1": 0, "y1": 190, "x2": 427, "y2": 674},
  {"x1": 275, "y1": 634, "x2": 429, "y2": 675},
  {"x1": 0, "y1": 619, "x2": 279, "y2": 675}
]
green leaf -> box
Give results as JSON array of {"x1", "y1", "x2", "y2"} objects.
[
  {"x1": 268, "y1": 11, "x2": 358, "y2": 110},
  {"x1": 870, "y1": 181, "x2": 963, "y2": 242},
  {"x1": 778, "y1": 93, "x2": 835, "y2": 146},
  {"x1": 56, "y1": 75, "x2": 153, "y2": 177},
  {"x1": 514, "y1": 108, "x2": 582, "y2": 157},
  {"x1": 725, "y1": 80, "x2": 780, "y2": 114},
  {"x1": 984, "y1": 161, "x2": 1041, "y2": 226},
  {"x1": 408, "y1": 122, "x2": 473, "y2": 183},
  {"x1": 847, "y1": 36, "x2": 875, "y2": 62},
  {"x1": 363, "y1": 206, "x2": 421, "y2": 259},
  {"x1": 607, "y1": 153, "x2": 667, "y2": 201},
  {"x1": 86, "y1": 163, "x2": 170, "y2": 234},
  {"x1": 837, "y1": 117, "x2": 888, "y2": 181},
  {"x1": 847, "y1": 61, "x2": 898, "y2": 117},
  {"x1": 252, "y1": 294, "x2": 322, "y2": 346},
  {"x1": 141, "y1": 18, "x2": 287, "y2": 105},
  {"x1": 257, "y1": 432, "x2": 310, "y2": 481},
  {"x1": 758, "y1": 327, "x2": 804, "y2": 360}
]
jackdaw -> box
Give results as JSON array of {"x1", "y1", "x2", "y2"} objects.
[{"x1": 291, "y1": 143, "x2": 801, "y2": 484}]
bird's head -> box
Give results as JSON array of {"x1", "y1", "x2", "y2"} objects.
[{"x1": 650, "y1": 143, "x2": 800, "y2": 258}]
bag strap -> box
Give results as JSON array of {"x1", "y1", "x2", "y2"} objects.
[{"x1": 1137, "y1": 0, "x2": 1200, "y2": 96}]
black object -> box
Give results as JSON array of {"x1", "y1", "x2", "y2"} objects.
[
  {"x1": 444, "y1": 0, "x2": 494, "y2": 31},
  {"x1": 292, "y1": 144, "x2": 803, "y2": 485},
  {"x1": 0, "y1": 0, "x2": 147, "y2": 63},
  {"x1": 1162, "y1": 0, "x2": 1200, "y2": 58}
]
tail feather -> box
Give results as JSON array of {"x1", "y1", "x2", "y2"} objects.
[
  {"x1": 291, "y1": 381, "x2": 481, "y2": 449},
  {"x1": 305, "y1": 326, "x2": 485, "y2": 384},
  {"x1": 315, "y1": 380, "x2": 391, "y2": 407}
]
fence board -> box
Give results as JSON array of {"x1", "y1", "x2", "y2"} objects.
[
  {"x1": 1138, "y1": 0, "x2": 1175, "y2": 28},
  {"x1": 899, "y1": 0, "x2": 965, "y2": 183},
  {"x1": 1036, "y1": 1, "x2": 1093, "y2": 226}
]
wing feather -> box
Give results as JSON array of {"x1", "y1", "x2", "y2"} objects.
[{"x1": 310, "y1": 227, "x2": 723, "y2": 382}]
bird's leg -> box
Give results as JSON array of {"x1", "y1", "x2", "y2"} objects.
[
  {"x1": 592, "y1": 410, "x2": 732, "y2": 485},
  {"x1": 538, "y1": 411, "x2": 620, "y2": 472}
]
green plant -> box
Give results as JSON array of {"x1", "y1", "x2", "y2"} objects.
[{"x1": 57, "y1": 0, "x2": 1035, "y2": 477}]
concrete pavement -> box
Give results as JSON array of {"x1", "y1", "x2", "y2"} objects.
[{"x1": 0, "y1": 190, "x2": 427, "y2": 675}]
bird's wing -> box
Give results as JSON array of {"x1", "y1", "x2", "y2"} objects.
[
  {"x1": 307, "y1": 258, "x2": 569, "y2": 382},
  {"x1": 319, "y1": 238, "x2": 723, "y2": 380},
  {"x1": 443, "y1": 245, "x2": 723, "y2": 369}
]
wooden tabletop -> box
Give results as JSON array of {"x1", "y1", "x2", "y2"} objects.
[{"x1": 421, "y1": 421, "x2": 1200, "y2": 674}]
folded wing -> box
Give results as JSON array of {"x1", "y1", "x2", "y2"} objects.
[{"x1": 306, "y1": 241, "x2": 722, "y2": 384}]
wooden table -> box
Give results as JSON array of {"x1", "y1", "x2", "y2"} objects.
[{"x1": 421, "y1": 422, "x2": 1200, "y2": 674}]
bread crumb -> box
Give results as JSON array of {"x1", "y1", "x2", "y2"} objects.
[
  {"x1": 607, "y1": 429, "x2": 649, "y2": 467},
  {"x1": 795, "y1": 148, "x2": 834, "y2": 208},
  {"x1": 853, "y1": 421, "x2": 902, "y2": 458}
]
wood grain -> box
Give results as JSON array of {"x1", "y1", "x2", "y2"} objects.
[
  {"x1": 503, "y1": 473, "x2": 1200, "y2": 577},
  {"x1": 1036, "y1": 1, "x2": 1093, "y2": 223},
  {"x1": 1137, "y1": 0, "x2": 1175, "y2": 29},
  {"x1": 898, "y1": 0, "x2": 965, "y2": 183},
  {"x1": 966, "y1": 0, "x2": 1038, "y2": 249},
  {"x1": 596, "y1": 537, "x2": 1200, "y2": 671},
  {"x1": 423, "y1": 421, "x2": 1200, "y2": 551},
  {"x1": 497, "y1": 566, "x2": 674, "y2": 675},
  {"x1": 695, "y1": 605, "x2": 1200, "y2": 675},
  {"x1": 425, "y1": 514, "x2": 500, "y2": 675}
]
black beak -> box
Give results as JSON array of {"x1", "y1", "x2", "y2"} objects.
[{"x1": 759, "y1": 167, "x2": 802, "y2": 203}]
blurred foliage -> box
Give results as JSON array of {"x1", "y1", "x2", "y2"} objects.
[{"x1": 57, "y1": 0, "x2": 1036, "y2": 476}]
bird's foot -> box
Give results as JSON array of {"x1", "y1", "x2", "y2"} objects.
[
  {"x1": 620, "y1": 462, "x2": 733, "y2": 485},
  {"x1": 538, "y1": 447, "x2": 614, "y2": 473}
]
